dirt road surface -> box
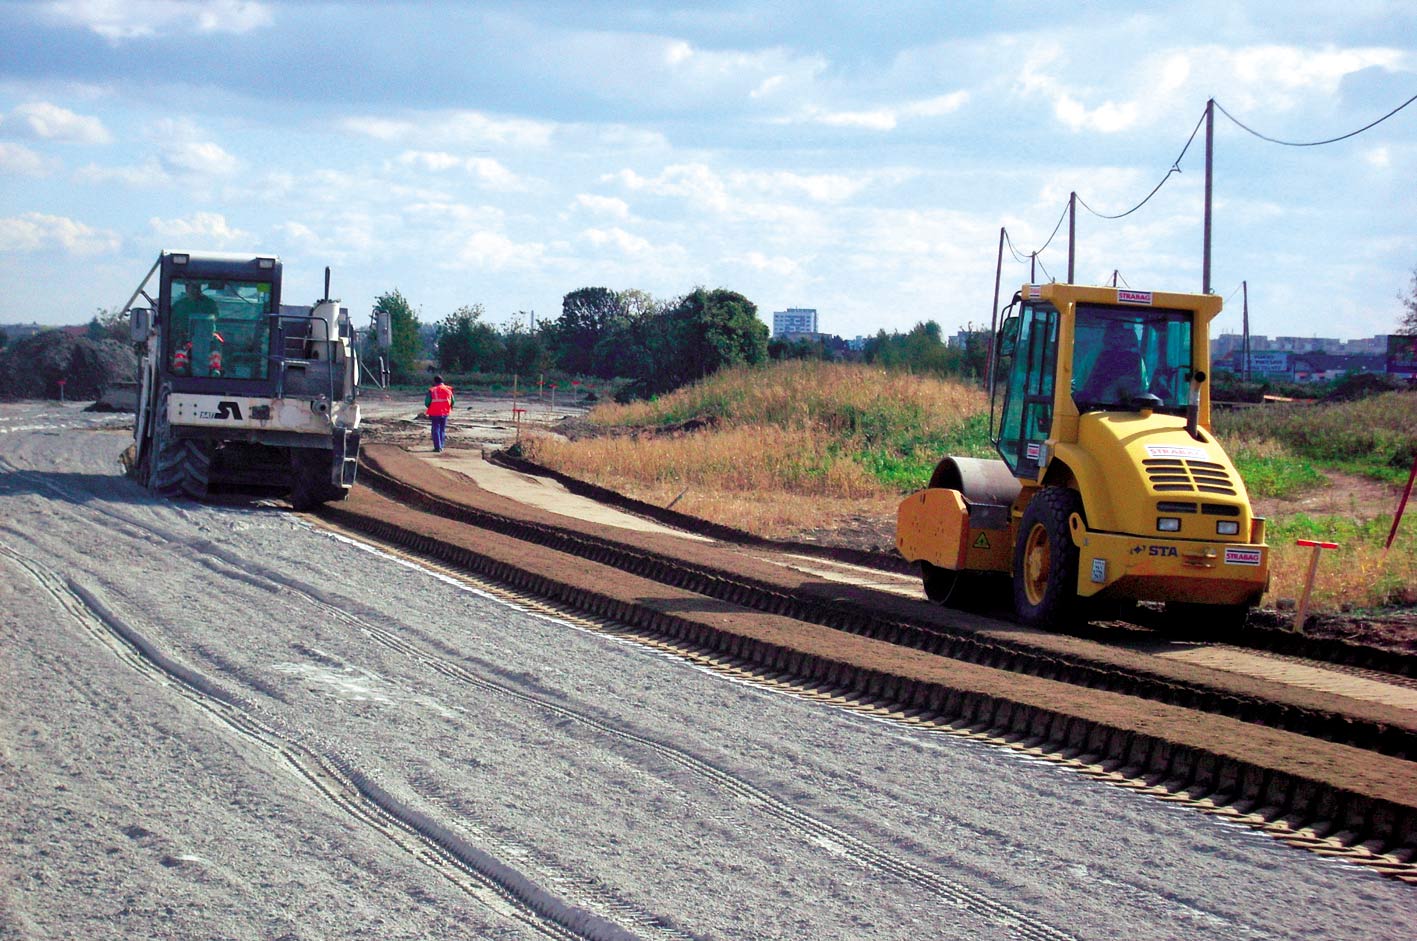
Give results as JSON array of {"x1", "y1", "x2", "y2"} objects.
[{"x1": 2, "y1": 400, "x2": 1414, "y2": 939}]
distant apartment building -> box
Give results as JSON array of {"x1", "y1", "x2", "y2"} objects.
[
  {"x1": 1213, "y1": 333, "x2": 1391, "y2": 357},
  {"x1": 1214, "y1": 343, "x2": 1406, "y2": 383},
  {"x1": 772, "y1": 308, "x2": 818, "y2": 339}
]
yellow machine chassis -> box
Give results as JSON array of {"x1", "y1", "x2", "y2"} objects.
[{"x1": 896, "y1": 487, "x2": 1268, "y2": 606}]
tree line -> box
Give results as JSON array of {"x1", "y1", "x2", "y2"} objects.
[
  {"x1": 368, "y1": 283, "x2": 999, "y2": 400},
  {"x1": 371, "y1": 285, "x2": 771, "y2": 400}
]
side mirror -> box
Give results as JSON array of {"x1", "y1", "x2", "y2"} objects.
[
  {"x1": 997, "y1": 315, "x2": 1020, "y2": 358},
  {"x1": 129, "y1": 308, "x2": 151, "y2": 343}
]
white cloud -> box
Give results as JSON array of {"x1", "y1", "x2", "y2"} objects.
[
  {"x1": 75, "y1": 160, "x2": 160, "y2": 186},
  {"x1": 608, "y1": 163, "x2": 880, "y2": 213},
  {"x1": 573, "y1": 194, "x2": 631, "y2": 219},
  {"x1": 148, "y1": 211, "x2": 249, "y2": 246},
  {"x1": 346, "y1": 111, "x2": 555, "y2": 150},
  {"x1": 43, "y1": 0, "x2": 273, "y2": 40},
  {"x1": 789, "y1": 91, "x2": 968, "y2": 131},
  {"x1": 1017, "y1": 36, "x2": 1410, "y2": 134},
  {"x1": 581, "y1": 226, "x2": 652, "y2": 256},
  {"x1": 467, "y1": 157, "x2": 518, "y2": 189},
  {"x1": 0, "y1": 212, "x2": 119, "y2": 254},
  {"x1": 734, "y1": 251, "x2": 802, "y2": 277},
  {"x1": 393, "y1": 151, "x2": 522, "y2": 190},
  {"x1": 456, "y1": 231, "x2": 544, "y2": 270},
  {"x1": 158, "y1": 139, "x2": 238, "y2": 176},
  {"x1": 1363, "y1": 146, "x2": 1390, "y2": 168},
  {"x1": 9, "y1": 102, "x2": 111, "y2": 144},
  {"x1": 0, "y1": 142, "x2": 52, "y2": 176}
]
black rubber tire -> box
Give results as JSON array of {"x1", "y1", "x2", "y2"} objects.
[
  {"x1": 147, "y1": 392, "x2": 211, "y2": 500},
  {"x1": 289, "y1": 449, "x2": 347, "y2": 511},
  {"x1": 1012, "y1": 487, "x2": 1084, "y2": 629}
]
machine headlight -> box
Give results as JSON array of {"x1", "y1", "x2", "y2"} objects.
[
  {"x1": 1216, "y1": 520, "x2": 1240, "y2": 536},
  {"x1": 1156, "y1": 517, "x2": 1181, "y2": 532}
]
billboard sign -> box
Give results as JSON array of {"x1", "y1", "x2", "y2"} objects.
[{"x1": 1387, "y1": 334, "x2": 1417, "y2": 379}]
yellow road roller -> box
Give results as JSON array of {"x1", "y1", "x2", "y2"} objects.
[{"x1": 896, "y1": 282, "x2": 1269, "y2": 630}]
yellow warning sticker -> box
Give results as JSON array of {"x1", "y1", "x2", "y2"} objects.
[{"x1": 972, "y1": 533, "x2": 991, "y2": 549}]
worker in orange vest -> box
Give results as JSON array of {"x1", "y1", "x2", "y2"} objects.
[{"x1": 425, "y1": 375, "x2": 454, "y2": 452}]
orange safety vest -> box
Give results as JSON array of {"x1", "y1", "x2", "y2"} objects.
[{"x1": 427, "y1": 383, "x2": 453, "y2": 417}]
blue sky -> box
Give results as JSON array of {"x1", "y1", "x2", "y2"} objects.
[{"x1": 1, "y1": 1, "x2": 1414, "y2": 342}]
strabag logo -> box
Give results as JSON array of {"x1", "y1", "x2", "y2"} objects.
[
  {"x1": 198, "y1": 401, "x2": 243, "y2": 421},
  {"x1": 1224, "y1": 547, "x2": 1263, "y2": 566},
  {"x1": 1118, "y1": 290, "x2": 1153, "y2": 305},
  {"x1": 1145, "y1": 444, "x2": 1208, "y2": 460}
]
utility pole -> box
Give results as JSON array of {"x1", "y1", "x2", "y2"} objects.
[
  {"x1": 987, "y1": 227, "x2": 1005, "y2": 387},
  {"x1": 1242, "y1": 281, "x2": 1251, "y2": 382},
  {"x1": 1067, "y1": 191, "x2": 1076, "y2": 284},
  {"x1": 1203, "y1": 98, "x2": 1215, "y2": 294}
]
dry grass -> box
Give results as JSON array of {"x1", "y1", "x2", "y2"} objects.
[
  {"x1": 1264, "y1": 516, "x2": 1417, "y2": 612},
  {"x1": 589, "y1": 359, "x2": 987, "y2": 436}
]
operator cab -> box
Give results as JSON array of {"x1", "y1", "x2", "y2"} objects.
[
  {"x1": 158, "y1": 252, "x2": 282, "y2": 394},
  {"x1": 995, "y1": 290, "x2": 1198, "y2": 477}
]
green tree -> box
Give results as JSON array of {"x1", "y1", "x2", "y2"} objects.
[
  {"x1": 550, "y1": 287, "x2": 620, "y2": 376},
  {"x1": 374, "y1": 289, "x2": 422, "y2": 383},
  {"x1": 87, "y1": 307, "x2": 128, "y2": 343},
  {"x1": 436, "y1": 304, "x2": 496, "y2": 372},
  {"x1": 0, "y1": 327, "x2": 9, "y2": 351},
  {"x1": 648, "y1": 287, "x2": 767, "y2": 393},
  {"x1": 500, "y1": 313, "x2": 543, "y2": 375},
  {"x1": 590, "y1": 290, "x2": 661, "y2": 382},
  {"x1": 864, "y1": 321, "x2": 964, "y2": 376},
  {"x1": 1400, "y1": 266, "x2": 1417, "y2": 335}
]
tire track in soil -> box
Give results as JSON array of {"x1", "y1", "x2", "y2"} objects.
[{"x1": 0, "y1": 538, "x2": 642, "y2": 941}]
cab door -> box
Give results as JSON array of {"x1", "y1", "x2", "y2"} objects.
[{"x1": 996, "y1": 301, "x2": 1057, "y2": 478}]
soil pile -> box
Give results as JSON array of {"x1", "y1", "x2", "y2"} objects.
[{"x1": 0, "y1": 332, "x2": 135, "y2": 400}]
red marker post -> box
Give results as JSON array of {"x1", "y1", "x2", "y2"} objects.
[
  {"x1": 57, "y1": 378, "x2": 66, "y2": 402},
  {"x1": 1292, "y1": 539, "x2": 1338, "y2": 633},
  {"x1": 1384, "y1": 453, "x2": 1417, "y2": 555}
]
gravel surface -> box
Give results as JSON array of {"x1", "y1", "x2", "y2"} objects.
[{"x1": 2, "y1": 401, "x2": 1414, "y2": 940}]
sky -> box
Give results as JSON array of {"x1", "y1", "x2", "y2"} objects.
[{"x1": 1, "y1": 1, "x2": 1414, "y2": 343}]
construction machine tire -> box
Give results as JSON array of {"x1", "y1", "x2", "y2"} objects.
[
  {"x1": 289, "y1": 449, "x2": 347, "y2": 511},
  {"x1": 1012, "y1": 486, "x2": 1083, "y2": 629},
  {"x1": 148, "y1": 393, "x2": 211, "y2": 499}
]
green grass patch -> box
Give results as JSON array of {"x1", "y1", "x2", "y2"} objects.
[{"x1": 1226, "y1": 446, "x2": 1327, "y2": 499}]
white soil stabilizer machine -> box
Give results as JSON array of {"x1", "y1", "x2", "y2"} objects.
[{"x1": 122, "y1": 250, "x2": 379, "y2": 509}]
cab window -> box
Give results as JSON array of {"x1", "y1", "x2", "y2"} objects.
[
  {"x1": 1072, "y1": 304, "x2": 1192, "y2": 411},
  {"x1": 168, "y1": 278, "x2": 273, "y2": 379}
]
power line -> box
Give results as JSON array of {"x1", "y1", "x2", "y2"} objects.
[
  {"x1": 1002, "y1": 200, "x2": 1071, "y2": 264},
  {"x1": 1215, "y1": 92, "x2": 1417, "y2": 147},
  {"x1": 1076, "y1": 107, "x2": 1208, "y2": 220}
]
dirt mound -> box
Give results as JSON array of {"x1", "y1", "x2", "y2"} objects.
[{"x1": 0, "y1": 331, "x2": 136, "y2": 400}]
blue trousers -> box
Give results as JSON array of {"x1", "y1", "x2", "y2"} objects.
[{"x1": 430, "y1": 414, "x2": 448, "y2": 451}]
